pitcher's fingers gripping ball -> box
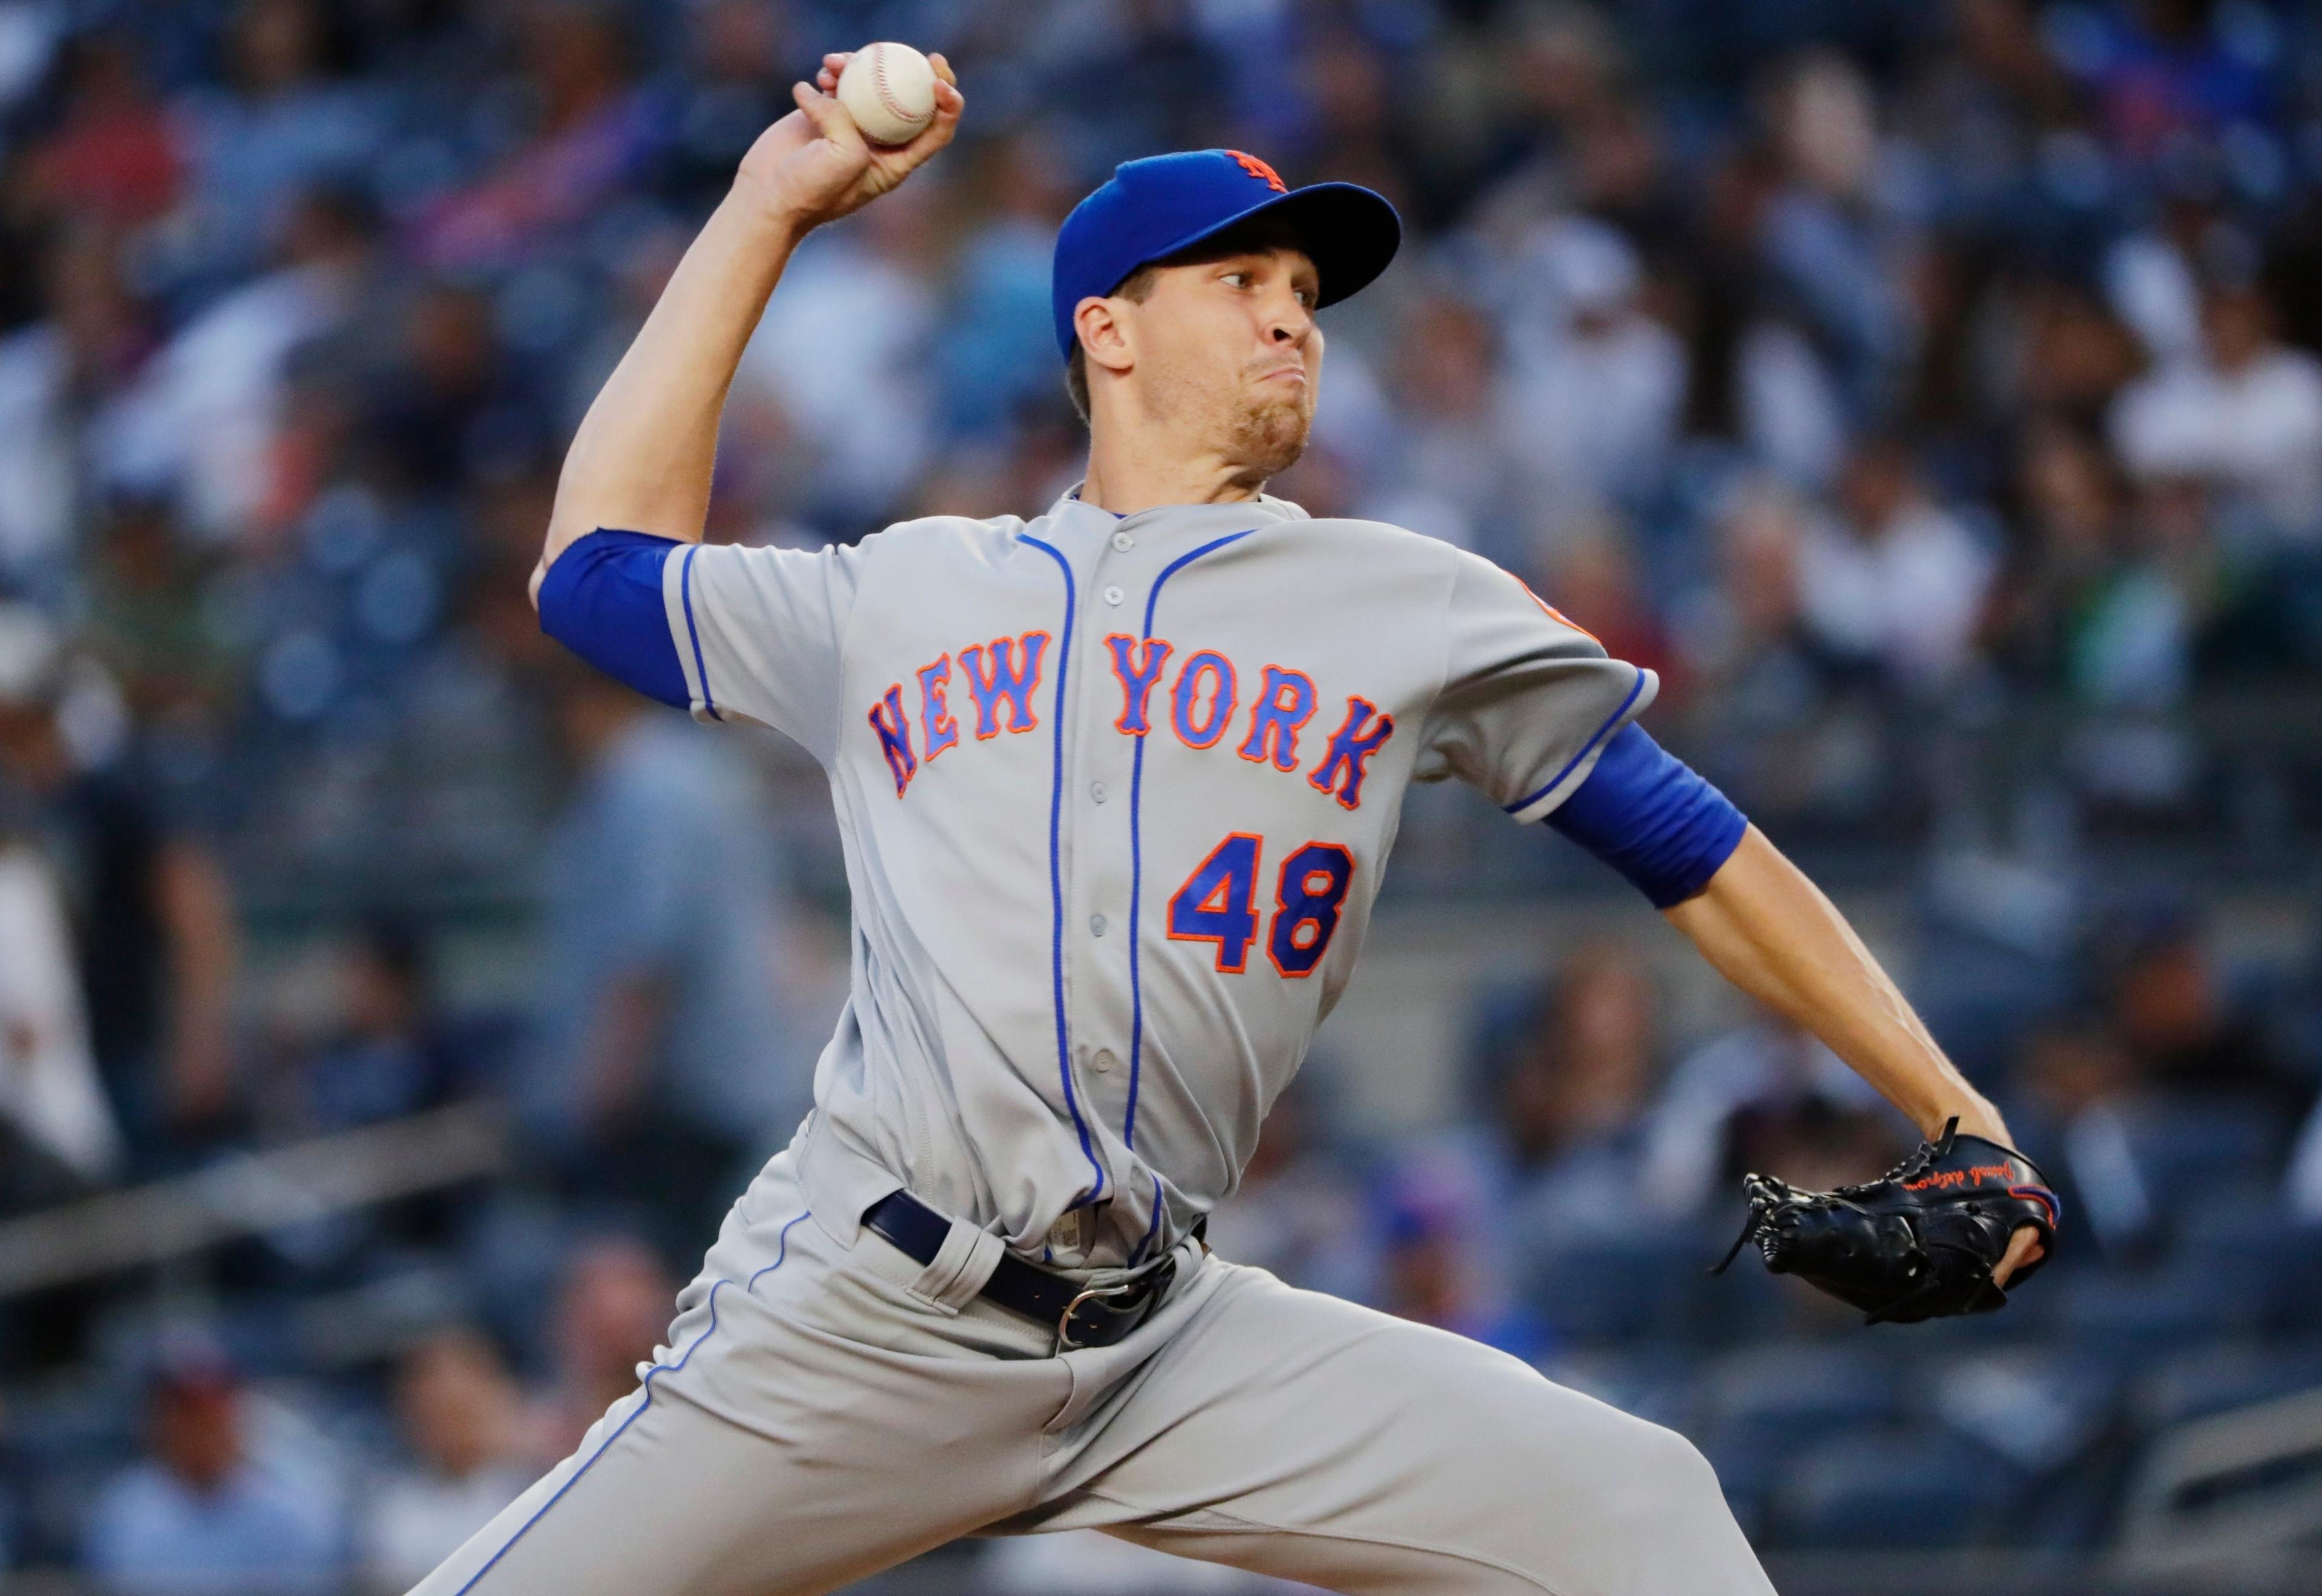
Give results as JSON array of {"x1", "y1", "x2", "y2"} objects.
[
  {"x1": 1716, "y1": 1117, "x2": 2061, "y2": 1323},
  {"x1": 836, "y1": 42, "x2": 938, "y2": 145}
]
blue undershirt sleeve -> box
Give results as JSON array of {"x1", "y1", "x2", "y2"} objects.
[
  {"x1": 1546, "y1": 722, "x2": 1749, "y2": 909},
  {"x1": 536, "y1": 529, "x2": 689, "y2": 710}
]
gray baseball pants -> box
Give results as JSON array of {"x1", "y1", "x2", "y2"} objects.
[{"x1": 411, "y1": 1152, "x2": 1773, "y2": 1596}]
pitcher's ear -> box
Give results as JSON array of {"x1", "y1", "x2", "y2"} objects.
[{"x1": 1076, "y1": 296, "x2": 1134, "y2": 376}]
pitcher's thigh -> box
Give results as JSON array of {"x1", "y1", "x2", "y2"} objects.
[
  {"x1": 409, "y1": 1377, "x2": 959, "y2": 1596},
  {"x1": 411, "y1": 1270, "x2": 1058, "y2": 1596},
  {"x1": 1062, "y1": 1266, "x2": 1772, "y2": 1596}
]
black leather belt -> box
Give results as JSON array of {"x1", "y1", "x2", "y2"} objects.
[{"x1": 862, "y1": 1190, "x2": 1177, "y2": 1350}]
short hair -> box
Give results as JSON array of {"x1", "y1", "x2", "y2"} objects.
[{"x1": 1062, "y1": 215, "x2": 1316, "y2": 426}]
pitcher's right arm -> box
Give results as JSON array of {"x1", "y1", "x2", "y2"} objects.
[{"x1": 532, "y1": 51, "x2": 961, "y2": 595}]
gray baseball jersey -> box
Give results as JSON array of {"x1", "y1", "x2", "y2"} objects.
[{"x1": 665, "y1": 488, "x2": 1655, "y2": 1270}]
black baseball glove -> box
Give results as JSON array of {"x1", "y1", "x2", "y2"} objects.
[{"x1": 1713, "y1": 1118, "x2": 2060, "y2": 1324}]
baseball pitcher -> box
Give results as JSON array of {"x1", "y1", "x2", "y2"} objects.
[{"x1": 414, "y1": 50, "x2": 2053, "y2": 1596}]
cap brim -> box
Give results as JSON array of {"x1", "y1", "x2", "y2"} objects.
[{"x1": 1136, "y1": 181, "x2": 1402, "y2": 310}]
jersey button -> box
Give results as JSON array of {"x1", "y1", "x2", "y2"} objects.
[
  {"x1": 1103, "y1": 585, "x2": 1125, "y2": 606},
  {"x1": 1089, "y1": 780, "x2": 1108, "y2": 803},
  {"x1": 1092, "y1": 1048, "x2": 1117, "y2": 1074},
  {"x1": 1111, "y1": 532, "x2": 1134, "y2": 553},
  {"x1": 1089, "y1": 913, "x2": 1108, "y2": 937}
]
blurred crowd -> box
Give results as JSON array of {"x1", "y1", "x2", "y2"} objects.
[{"x1": 5, "y1": 0, "x2": 2322, "y2": 1588}]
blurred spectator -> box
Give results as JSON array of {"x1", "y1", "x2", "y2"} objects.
[
  {"x1": 519, "y1": 1235, "x2": 671, "y2": 1465},
  {"x1": 102, "y1": 185, "x2": 382, "y2": 547},
  {"x1": 0, "y1": 227, "x2": 153, "y2": 589},
  {"x1": 1488, "y1": 945, "x2": 1665, "y2": 1234},
  {"x1": 1796, "y1": 436, "x2": 1995, "y2": 692},
  {"x1": 1203, "y1": 1077, "x2": 1372, "y2": 1302},
  {"x1": 2066, "y1": 0, "x2": 2271, "y2": 169},
  {"x1": 356, "y1": 1329, "x2": 530, "y2": 1594},
  {"x1": 1494, "y1": 215, "x2": 1686, "y2": 514},
  {"x1": 1364, "y1": 293, "x2": 1504, "y2": 551},
  {"x1": 2012, "y1": 279, "x2": 2145, "y2": 432},
  {"x1": 937, "y1": 132, "x2": 1077, "y2": 438},
  {"x1": 1758, "y1": 53, "x2": 1917, "y2": 419},
  {"x1": 1533, "y1": 519, "x2": 1683, "y2": 702},
  {"x1": 1679, "y1": 479, "x2": 1813, "y2": 701},
  {"x1": 80, "y1": 1349, "x2": 343, "y2": 1596},
  {"x1": 0, "y1": 602, "x2": 239, "y2": 1163},
  {"x1": 663, "y1": 0, "x2": 796, "y2": 206},
  {"x1": 732, "y1": 183, "x2": 940, "y2": 527},
  {"x1": 1373, "y1": 1145, "x2": 1544, "y2": 1361},
  {"x1": 0, "y1": 609, "x2": 119, "y2": 1201},
  {"x1": 1991, "y1": 425, "x2": 2141, "y2": 697},
  {"x1": 359, "y1": 283, "x2": 531, "y2": 498},
  {"x1": 1639, "y1": 1021, "x2": 1896, "y2": 1218},
  {"x1": 519, "y1": 662, "x2": 812, "y2": 1267},
  {"x1": 0, "y1": 829, "x2": 116, "y2": 1199},
  {"x1": 415, "y1": 1, "x2": 660, "y2": 272},
  {"x1": 2010, "y1": 1014, "x2": 2159, "y2": 1260},
  {"x1": 267, "y1": 919, "x2": 476, "y2": 1138},
  {"x1": 171, "y1": 0, "x2": 378, "y2": 284},
  {"x1": 14, "y1": 31, "x2": 180, "y2": 229},
  {"x1": 2089, "y1": 903, "x2": 2300, "y2": 1112},
  {"x1": 2288, "y1": 1092, "x2": 2322, "y2": 1223},
  {"x1": 2111, "y1": 282, "x2": 2322, "y2": 540},
  {"x1": 79, "y1": 498, "x2": 236, "y2": 730}
]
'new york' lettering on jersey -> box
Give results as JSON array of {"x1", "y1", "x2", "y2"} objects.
[
  {"x1": 660, "y1": 491, "x2": 1655, "y2": 1273},
  {"x1": 864, "y1": 636, "x2": 1389, "y2": 806}
]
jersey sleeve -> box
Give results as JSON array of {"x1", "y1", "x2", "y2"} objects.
[
  {"x1": 663, "y1": 537, "x2": 865, "y2": 763},
  {"x1": 1546, "y1": 722, "x2": 1748, "y2": 906},
  {"x1": 1416, "y1": 551, "x2": 1659, "y2": 822},
  {"x1": 536, "y1": 530, "x2": 692, "y2": 710},
  {"x1": 538, "y1": 531, "x2": 864, "y2": 763}
]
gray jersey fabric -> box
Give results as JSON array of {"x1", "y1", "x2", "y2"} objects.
[{"x1": 660, "y1": 490, "x2": 1653, "y2": 1268}]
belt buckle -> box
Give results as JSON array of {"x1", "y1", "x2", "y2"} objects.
[{"x1": 1056, "y1": 1279, "x2": 1137, "y2": 1351}]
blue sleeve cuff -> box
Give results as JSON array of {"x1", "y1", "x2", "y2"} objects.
[
  {"x1": 1546, "y1": 722, "x2": 1748, "y2": 908},
  {"x1": 537, "y1": 529, "x2": 689, "y2": 710}
]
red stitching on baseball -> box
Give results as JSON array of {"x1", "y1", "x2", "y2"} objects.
[{"x1": 871, "y1": 45, "x2": 912, "y2": 125}]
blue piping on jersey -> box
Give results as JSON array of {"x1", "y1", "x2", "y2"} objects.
[
  {"x1": 1500, "y1": 663, "x2": 1647, "y2": 816},
  {"x1": 679, "y1": 545, "x2": 721, "y2": 722},
  {"x1": 450, "y1": 1208, "x2": 808, "y2": 1594},
  {"x1": 1021, "y1": 535, "x2": 1107, "y2": 1205},
  {"x1": 1125, "y1": 530, "x2": 1255, "y2": 1150},
  {"x1": 1127, "y1": 1187, "x2": 1167, "y2": 1267}
]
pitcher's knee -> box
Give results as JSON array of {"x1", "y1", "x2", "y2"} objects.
[
  {"x1": 1645, "y1": 1424, "x2": 1727, "y2": 1513},
  {"x1": 1573, "y1": 1411, "x2": 1735, "y2": 1536}
]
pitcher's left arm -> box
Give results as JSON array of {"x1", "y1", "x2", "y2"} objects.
[{"x1": 1541, "y1": 722, "x2": 2043, "y2": 1285}]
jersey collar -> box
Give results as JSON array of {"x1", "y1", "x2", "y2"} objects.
[{"x1": 1042, "y1": 484, "x2": 1311, "y2": 539}]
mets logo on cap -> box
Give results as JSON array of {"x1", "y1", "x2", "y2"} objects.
[{"x1": 1227, "y1": 151, "x2": 1287, "y2": 193}]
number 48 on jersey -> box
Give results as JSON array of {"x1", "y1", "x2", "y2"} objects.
[{"x1": 1167, "y1": 834, "x2": 1354, "y2": 978}]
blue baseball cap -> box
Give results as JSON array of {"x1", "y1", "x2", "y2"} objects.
[{"x1": 1051, "y1": 150, "x2": 1402, "y2": 361}]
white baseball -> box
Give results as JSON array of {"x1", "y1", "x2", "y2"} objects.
[{"x1": 836, "y1": 42, "x2": 938, "y2": 146}]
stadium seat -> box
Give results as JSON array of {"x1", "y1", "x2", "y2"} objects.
[
  {"x1": 1692, "y1": 1343, "x2": 1907, "y2": 1526},
  {"x1": 1930, "y1": 1348, "x2": 2124, "y2": 1474},
  {"x1": 0, "y1": 1380, "x2": 140, "y2": 1566},
  {"x1": 1908, "y1": 924, "x2": 2073, "y2": 1090},
  {"x1": 2121, "y1": 1096, "x2": 2281, "y2": 1200},
  {"x1": 2174, "y1": 1201, "x2": 2322, "y2": 1334},
  {"x1": 1769, "y1": 1427, "x2": 2021, "y2": 1550},
  {"x1": 1520, "y1": 1224, "x2": 1704, "y2": 1346},
  {"x1": 2053, "y1": 1263, "x2": 2259, "y2": 1363},
  {"x1": 2134, "y1": 1340, "x2": 2322, "y2": 1430}
]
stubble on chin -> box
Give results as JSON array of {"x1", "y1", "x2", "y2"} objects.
[{"x1": 1226, "y1": 386, "x2": 1313, "y2": 479}]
